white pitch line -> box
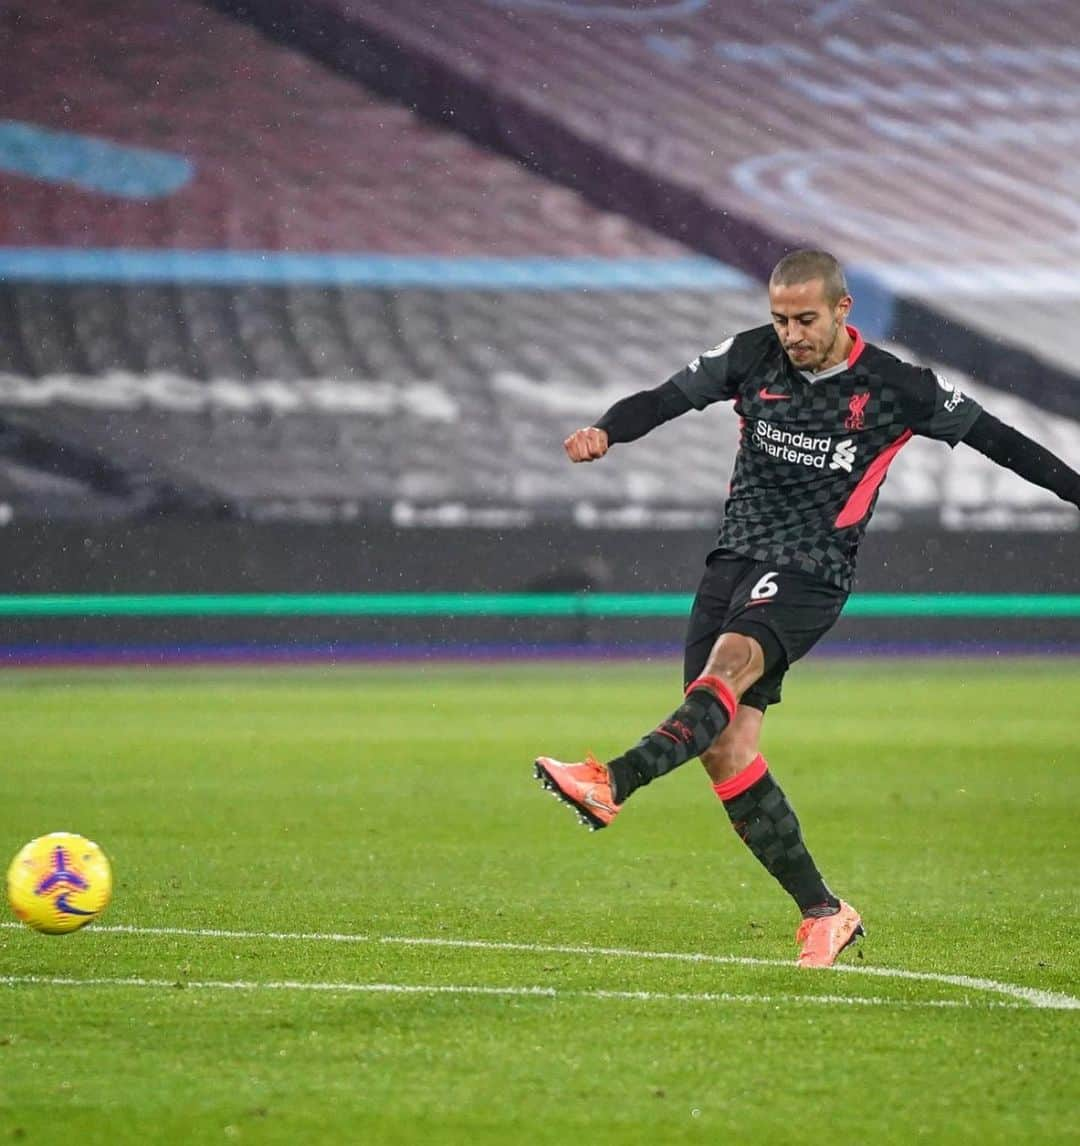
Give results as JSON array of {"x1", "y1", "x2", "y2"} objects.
[
  {"x1": 0, "y1": 974, "x2": 1026, "y2": 1011},
  {"x1": 3, "y1": 921, "x2": 1077, "y2": 1011}
]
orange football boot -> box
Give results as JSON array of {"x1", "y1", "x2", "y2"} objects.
[
  {"x1": 795, "y1": 900, "x2": 864, "y2": 968},
  {"x1": 534, "y1": 755, "x2": 622, "y2": 831}
]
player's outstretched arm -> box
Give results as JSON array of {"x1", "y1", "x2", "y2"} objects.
[
  {"x1": 961, "y1": 411, "x2": 1080, "y2": 508},
  {"x1": 564, "y1": 379, "x2": 695, "y2": 463}
]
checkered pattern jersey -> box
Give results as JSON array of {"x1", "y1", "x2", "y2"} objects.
[{"x1": 670, "y1": 325, "x2": 982, "y2": 592}]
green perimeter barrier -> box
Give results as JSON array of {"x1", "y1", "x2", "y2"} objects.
[{"x1": 0, "y1": 594, "x2": 1077, "y2": 617}]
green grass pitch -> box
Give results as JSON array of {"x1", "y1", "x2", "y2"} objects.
[{"x1": 1, "y1": 660, "x2": 1077, "y2": 1144}]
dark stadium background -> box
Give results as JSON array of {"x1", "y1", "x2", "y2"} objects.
[{"x1": 1, "y1": 0, "x2": 1077, "y2": 659}]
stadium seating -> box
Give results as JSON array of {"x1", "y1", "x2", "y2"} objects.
[
  {"x1": 1, "y1": 0, "x2": 685, "y2": 258},
  {"x1": 240, "y1": 0, "x2": 1080, "y2": 417},
  {"x1": 1, "y1": 0, "x2": 1077, "y2": 528},
  {"x1": 0, "y1": 0, "x2": 691, "y2": 517},
  {"x1": 0, "y1": 279, "x2": 1075, "y2": 526}
]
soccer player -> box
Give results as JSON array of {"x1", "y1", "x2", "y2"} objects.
[{"x1": 535, "y1": 249, "x2": 1080, "y2": 968}]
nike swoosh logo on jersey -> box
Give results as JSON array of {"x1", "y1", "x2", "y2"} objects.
[{"x1": 758, "y1": 388, "x2": 788, "y2": 401}]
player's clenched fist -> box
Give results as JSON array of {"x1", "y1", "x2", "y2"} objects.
[{"x1": 564, "y1": 426, "x2": 609, "y2": 463}]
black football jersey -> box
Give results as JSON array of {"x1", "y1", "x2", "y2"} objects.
[{"x1": 670, "y1": 324, "x2": 982, "y2": 591}]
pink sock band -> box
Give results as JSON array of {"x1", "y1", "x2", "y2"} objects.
[
  {"x1": 712, "y1": 753, "x2": 768, "y2": 801},
  {"x1": 684, "y1": 674, "x2": 738, "y2": 722}
]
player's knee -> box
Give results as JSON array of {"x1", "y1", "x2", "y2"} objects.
[{"x1": 703, "y1": 632, "x2": 766, "y2": 696}]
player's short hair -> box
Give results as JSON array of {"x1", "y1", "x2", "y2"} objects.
[{"x1": 769, "y1": 250, "x2": 849, "y2": 305}]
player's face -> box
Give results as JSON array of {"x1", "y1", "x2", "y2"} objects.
[{"x1": 769, "y1": 279, "x2": 852, "y2": 371}]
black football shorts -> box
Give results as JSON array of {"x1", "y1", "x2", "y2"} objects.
[{"x1": 683, "y1": 549, "x2": 849, "y2": 711}]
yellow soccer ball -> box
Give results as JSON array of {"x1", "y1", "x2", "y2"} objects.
[{"x1": 6, "y1": 833, "x2": 112, "y2": 934}]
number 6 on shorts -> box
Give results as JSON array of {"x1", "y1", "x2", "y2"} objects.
[{"x1": 750, "y1": 571, "x2": 779, "y2": 601}]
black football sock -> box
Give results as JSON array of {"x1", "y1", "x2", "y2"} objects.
[
  {"x1": 713, "y1": 755, "x2": 840, "y2": 917},
  {"x1": 606, "y1": 675, "x2": 737, "y2": 804}
]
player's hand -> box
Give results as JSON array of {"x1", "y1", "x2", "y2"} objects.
[{"x1": 564, "y1": 426, "x2": 609, "y2": 463}]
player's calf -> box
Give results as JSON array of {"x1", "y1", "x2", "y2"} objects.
[
  {"x1": 713, "y1": 753, "x2": 843, "y2": 918},
  {"x1": 604, "y1": 674, "x2": 739, "y2": 804}
]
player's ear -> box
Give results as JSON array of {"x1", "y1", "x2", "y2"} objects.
[{"x1": 836, "y1": 294, "x2": 853, "y2": 321}]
